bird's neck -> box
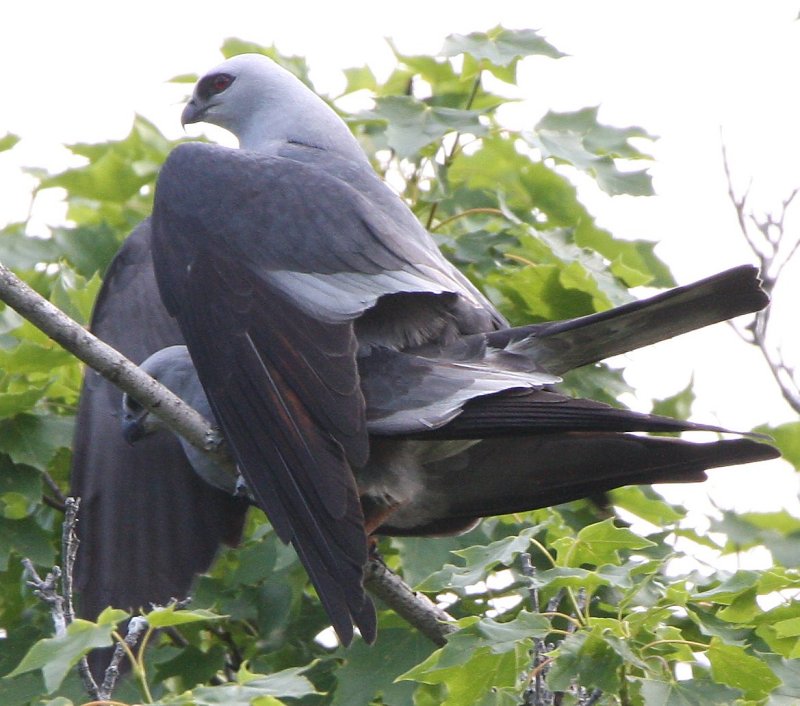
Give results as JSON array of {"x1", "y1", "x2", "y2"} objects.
[{"x1": 236, "y1": 94, "x2": 366, "y2": 163}]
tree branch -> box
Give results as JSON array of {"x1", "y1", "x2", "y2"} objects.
[{"x1": 364, "y1": 557, "x2": 457, "y2": 646}]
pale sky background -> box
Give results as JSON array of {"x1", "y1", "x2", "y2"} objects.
[{"x1": 0, "y1": 1, "x2": 798, "y2": 530}]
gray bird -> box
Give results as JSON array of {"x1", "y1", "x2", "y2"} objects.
[{"x1": 145, "y1": 54, "x2": 778, "y2": 645}]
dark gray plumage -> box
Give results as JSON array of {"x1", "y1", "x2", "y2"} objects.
[{"x1": 147, "y1": 54, "x2": 779, "y2": 645}]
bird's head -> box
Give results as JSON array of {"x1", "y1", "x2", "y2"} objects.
[
  {"x1": 121, "y1": 345, "x2": 201, "y2": 445},
  {"x1": 120, "y1": 392, "x2": 155, "y2": 445},
  {"x1": 181, "y1": 53, "x2": 363, "y2": 154}
]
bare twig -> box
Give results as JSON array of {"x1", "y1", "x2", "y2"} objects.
[
  {"x1": 23, "y1": 498, "x2": 103, "y2": 700},
  {"x1": 22, "y1": 560, "x2": 66, "y2": 636},
  {"x1": 722, "y1": 145, "x2": 800, "y2": 413},
  {"x1": 520, "y1": 552, "x2": 555, "y2": 706},
  {"x1": 99, "y1": 617, "x2": 149, "y2": 701},
  {"x1": 61, "y1": 498, "x2": 79, "y2": 626},
  {"x1": 41, "y1": 469, "x2": 67, "y2": 513}
]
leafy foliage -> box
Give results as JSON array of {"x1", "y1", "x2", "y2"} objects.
[{"x1": 0, "y1": 28, "x2": 797, "y2": 706}]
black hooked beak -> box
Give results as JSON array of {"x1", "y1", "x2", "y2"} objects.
[
  {"x1": 121, "y1": 397, "x2": 149, "y2": 445},
  {"x1": 181, "y1": 99, "x2": 206, "y2": 127}
]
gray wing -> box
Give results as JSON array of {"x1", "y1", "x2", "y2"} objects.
[{"x1": 70, "y1": 220, "x2": 248, "y2": 626}]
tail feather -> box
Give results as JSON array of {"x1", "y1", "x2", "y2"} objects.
[
  {"x1": 377, "y1": 434, "x2": 780, "y2": 536},
  {"x1": 489, "y1": 265, "x2": 767, "y2": 374}
]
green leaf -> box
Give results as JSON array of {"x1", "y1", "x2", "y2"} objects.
[
  {"x1": 332, "y1": 627, "x2": 434, "y2": 706},
  {"x1": 707, "y1": 640, "x2": 781, "y2": 700},
  {"x1": 0, "y1": 515, "x2": 55, "y2": 570},
  {"x1": 554, "y1": 518, "x2": 656, "y2": 566},
  {"x1": 547, "y1": 629, "x2": 622, "y2": 693},
  {"x1": 609, "y1": 486, "x2": 685, "y2": 525},
  {"x1": 774, "y1": 617, "x2": 800, "y2": 638},
  {"x1": 757, "y1": 421, "x2": 800, "y2": 469},
  {"x1": 536, "y1": 107, "x2": 654, "y2": 159},
  {"x1": 477, "y1": 611, "x2": 551, "y2": 652},
  {"x1": 0, "y1": 458, "x2": 41, "y2": 520},
  {"x1": 0, "y1": 340, "x2": 74, "y2": 376},
  {"x1": 41, "y1": 116, "x2": 172, "y2": 204},
  {"x1": 0, "y1": 227, "x2": 58, "y2": 271},
  {"x1": 755, "y1": 602, "x2": 800, "y2": 657},
  {"x1": 156, "y1": 665, "x2": 319, "y2": 705},
  {"x1": 0, "y1": 133, "x2": 20, "y2": 152},
  {"x1": 0, "y1": 414, "x2": 74, "y2": 470},
  {"x1": 220, "y1": 39, "x2": 312, "y2": 86},
  {"x1": 417, "y1": 528, "x2": 537, "y2": 591},
  {"x1": 636, "y1": 676, "x2": 742, "y2": 705},
  {"x1": 145, "y1": 605, "x2": 228, "y2": 628},
  {"x1": 168, "y1": 73, "x2": 199, "y2": 84},
  {"x1": 341, "y1": 65, "x2": 378, "y2": 94},
  {"x1": 526, "y1": 565, "x2": 615, "y2": 594},
  {"x1": 0, "y1": 387, "x2": 50, "y2": 419},
  {"x1": 442, "y1": 26, "x2": 565, "y2": 82},
  {"x1": 49, "y1": 268, "x2": 102, "y2": 325},
  {"x1": 96, "y1": 606, "x2": 129, "y2": 625},
  {"x1": 7, "y1": 619, "x2": 114, "y2": 693},
  {"x1": 448, "y1": 136, "x2": 671, "y2": 287},
  {"x1": 692, "y1": 571, "x2": 760, "y2": 604},
  {"x1": 155, "y1": 644, "x2": 228, "y2": 690},
  {"x1": 528, "y1": 107, "x2": 654, "y2": 196},
  {"x1": 399, "y1": 625, "x2": 529, "y2": 706},
  {"x1": 652, "y1": 379, "x2": 695, "y2": 424},
  {"x1": 367, "y1": 95, "x2": 486, "y2": 158}
]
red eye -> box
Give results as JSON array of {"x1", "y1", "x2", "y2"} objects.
[
  {"x1": 197, "y1": 73, "x2": 236, "y2": 101},
  {"x1": 213, "y1": 75, "x2": 232, "y2": 92}
]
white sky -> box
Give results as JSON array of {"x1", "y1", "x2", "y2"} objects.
[{"x1": 1, "y1": 1, "x2": 798, "y2": 521}]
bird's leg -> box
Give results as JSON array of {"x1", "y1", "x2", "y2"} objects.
[{"x1": 362, "y1": 497, "x2": 402, "y2": 535}]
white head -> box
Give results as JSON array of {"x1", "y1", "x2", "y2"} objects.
[{"x1": 182, "y1": 53, "x2": 363, "y2": 156}]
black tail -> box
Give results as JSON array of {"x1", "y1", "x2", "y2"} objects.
[{"x1": 378, "y1": 434, "x2": 780, "y2": 536}]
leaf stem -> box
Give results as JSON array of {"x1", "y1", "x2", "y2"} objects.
[
  {"x1": 430, "y1": 207, "x2": 506, "y2": 232},
  {"x1": 425, "y1": 73, "x2": 483, "y2": 230},
  {"x1": 641, "y1": 638, "x2": 709, "y2": 651}
]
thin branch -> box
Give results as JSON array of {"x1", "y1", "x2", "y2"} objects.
[
  {"x1": 41, "y1": 468, "x2": 67, "y2": 512},
  {"x1": 721, "y1": 144, "x2": 800, "y2": 414},
  {"x1": 23, "y1": 497, "x2": 103, "y2": 700},
  {"x1": 22, "y1": 560, "x2": 66, "y2": 636},
  {"x1": 364, "y1": 556, "x2": 457, "y2": 646},
  {"x1": 61, "y1": 498, "x2": 79, "y2": 625}
]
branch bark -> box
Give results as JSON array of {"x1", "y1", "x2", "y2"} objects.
[{"x1": 0, "y1": 261, "x2": 457, "y2": 649}]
